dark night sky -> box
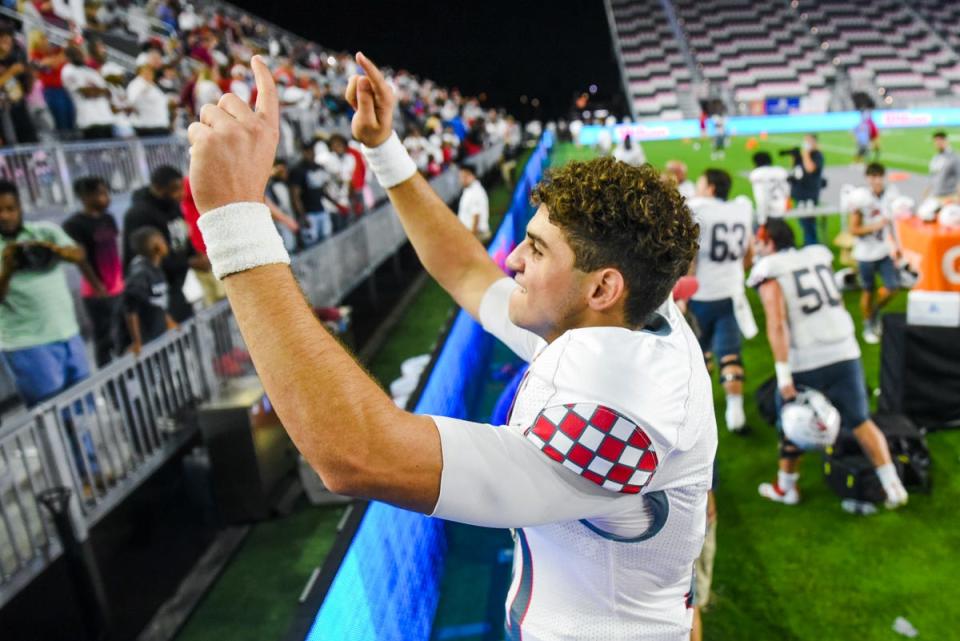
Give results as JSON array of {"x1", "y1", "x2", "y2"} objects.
[{"x1": 232, "y1": 1, "x2": 623, "y2": 120}]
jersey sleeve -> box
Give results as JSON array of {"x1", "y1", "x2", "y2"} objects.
[
  {"x1": 478, "y1": 278, "x2": 546, "y2": 362},
  {"x1": 747, "y1": 255, "x2": 777, "y2": 288},
  {"x1": 430, "y1": 415, "x2": 649, "y2": 529}
]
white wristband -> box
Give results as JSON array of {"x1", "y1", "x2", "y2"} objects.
[
  {"x1": 775, "y1": 362, "x2": 793, "y2": 389},
  {"x1": 197, "y1": 202, "x2": 290, "y2": 280},
  {"x1": 361, "y1": 131, "x2": 418, "y2": 188}
]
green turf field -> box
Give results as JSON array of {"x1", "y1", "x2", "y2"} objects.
[{"x1": 556, "y1": 131, "x2": 960, "y2": 641}]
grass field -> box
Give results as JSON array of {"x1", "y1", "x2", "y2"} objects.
[{"x1": 555, "y1": 129, "x2": 960, "y2": 641}]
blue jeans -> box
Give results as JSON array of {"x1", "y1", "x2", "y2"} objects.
[
  {"x1": 857, "y1": 256, "x2": 899, "y2": 292},
  {"x1": 43, "y1": 86, "x2": 75, "y2": 131},
  {"x1": 2, "y1": 334, "x2": 90, "y2": 407},
  {"x1": 798, "y1": 216, "x2": 818, "y2": 246}
]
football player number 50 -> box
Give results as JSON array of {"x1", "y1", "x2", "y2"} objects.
[{"x1": 792, "y1": 265, "x2": 841, "y2": 314}]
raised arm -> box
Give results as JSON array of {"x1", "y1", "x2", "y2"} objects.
[
  {"x1": 188, "y1": 56, "x2": 442, "y2": 513},
  {"x1": 345, "y1": 53, "x2": 502, "y2": 319}
]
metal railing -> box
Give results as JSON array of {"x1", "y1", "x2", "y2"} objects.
[
  {"x1": 0, "y1": 144, "x2": 504, "y2": 609},
  {"x1": 0, "y1": 137, "x2": 189, "y2": 215}
]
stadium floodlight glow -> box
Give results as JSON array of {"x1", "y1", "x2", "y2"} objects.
[
  {"x1": 589, "y1": 84, "x2": 598, "y2": 94},
  {"x1": 878, "y1": 87, "x2": 886, "y2": 95},
  {"x1": 327, "y1": 56, "x2": 336, "y2": 66},
  {"x1": 531, "y1": 98, "x2": 541, "y2": 107},
  {"x1": 885, "y1": 96, "x2": 894, "y2": 104},
  {"x1": 821, "y1": 42, "x2": 830, "y2": 50},
  {"x1": 800, "y1": 12, "x2": 808, "y2": 19},
  {"x1": 811, "y1": 27, "x2": 818, "y2": 34}
]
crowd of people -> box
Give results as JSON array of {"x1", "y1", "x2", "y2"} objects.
[{"x1": 0, "y1": 0, "x2": 525, "y2": 413}]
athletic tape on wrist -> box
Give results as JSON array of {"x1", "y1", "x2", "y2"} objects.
[
  {"x1": 361, "y1": 131, "x2": 418, "y2": 188},
  {"x1": 775, "y1": 362, "x2": 793, "y2": 389},
  {"x1": 197, "y1": 202, "x2": 290, "y2": 280}
]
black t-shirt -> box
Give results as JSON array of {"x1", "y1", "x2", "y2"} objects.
[
  {"x1": 62, "y1": 211, "x2": 123, "y2": 295},
  {"x1": 0, "y1": 47, "x2": 32, "y2": 101},
  {"x1": 792, "y1": 149, "x2": 824, "y2": 202},
  {"x1": 115, "y1": 255, "x2": 169, "y2": 352},
  {"x1": 289, "y1": 160, "x2": 332, "y2": 213}
]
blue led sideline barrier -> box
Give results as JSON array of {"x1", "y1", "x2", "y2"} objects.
[
  {"x1": 303, "y1": 133, "x2": 554, "y2": 641},
  {"x1": 576, "y1": 107, "x2": 960, "y2": 145}
]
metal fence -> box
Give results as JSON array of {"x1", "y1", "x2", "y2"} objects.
[
  {"x1": 0, "y1": 137, "x2": 190, "y2": 215},
  {"x1": 0, "y1": 145, "x2": 504, "y2": 609}
]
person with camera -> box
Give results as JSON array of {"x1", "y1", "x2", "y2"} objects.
[
  {"x1": 0, "y1": 180, "x2": 91, "y2": 406},
  {"x1": 787, "y1": 134, "x2": 824, "y2": 246}
]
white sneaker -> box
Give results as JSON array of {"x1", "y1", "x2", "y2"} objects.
[
  {"x1": 862, "y1": 325, "x2": 880, "y2": 345},
  {"x1": 759, "y1": 482, "x2": 800, "y2": 505},
  {"x1": 725, "y1": 403, "x2": 746, "y2": 433},
  {"x1": 884, "y1": 481, "x2": 909, "y2": 510}
]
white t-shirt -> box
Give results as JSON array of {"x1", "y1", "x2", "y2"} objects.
[
  {"x1": 61, "y1": 64, "x2": 115, "y2": 129},
  {"x1": 431, "y1": 278, "x2": 716, "y2": 640},
  {"x1": 194, "y1": 79, "x2": 223, "y2": 115},
  {"x1": 229, "y1": 79, "x2": 252, "y2": 106},
  {"x1": 748, "y1": 245, "x2": 860, "y2": 372},
  {"x1": 848, "y1": 186, "x2": 899, "y2": 262},
  {"x1": 457, "y1": 180, "x2": 490, "y2": 234},
  {"x1": 688, "y1": 196, "x2": 754, "y2": 301},
  {"x1": 749, "y1": 165, "x2": 790, "y2": 224},
  {"x1": 126, "y1": 76, "x2": 170, "y2": 129}
]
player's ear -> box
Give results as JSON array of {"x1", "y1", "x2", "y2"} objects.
[{"x1": 586, "y1": 267, "x2": 626, "y2": 314}]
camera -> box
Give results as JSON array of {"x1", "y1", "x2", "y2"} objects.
[{"x1": 13, "y1": 243, "x2": 56, "y2": 271}]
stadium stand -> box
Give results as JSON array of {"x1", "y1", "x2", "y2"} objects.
[{"x1": 606, "y1": 0, "x2": 960, "y2": 118}]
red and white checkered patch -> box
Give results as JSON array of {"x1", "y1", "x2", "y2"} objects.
[{"x1": 524, "y1": 403, "x2": 658, "y2": 494}]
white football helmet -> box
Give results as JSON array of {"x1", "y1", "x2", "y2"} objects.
[
  {"x1": 938, "y1": 204, "x2": 960, "y2": 228},
  {"x1": 781, "y1": 387, "x2": 841, "y2": 450},
  {"x1": 844, "y1": 187, "x2": 874, "y2": 213},
  {"x1": 889, "y1": 196, "x2": 915, "y2": 219},
  {"x1": 833, "y1": 267, "x2": 858, "y2": 292},
  {"x1": 917, "y1": 198, "x2": 940, "y2": 222}
]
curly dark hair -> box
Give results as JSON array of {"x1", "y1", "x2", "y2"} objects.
[{"x1": 532, "y1": 157, "x2": 699, "y2": 327}]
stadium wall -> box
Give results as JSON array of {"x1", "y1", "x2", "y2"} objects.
[
  {"x1": 288, "y1": 133, "x2": 554, "y2": 641},
  {"x1": 577, "y1": 108, "x2": 960, "y2": 145}
]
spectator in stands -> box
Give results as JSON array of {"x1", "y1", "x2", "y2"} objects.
[
  {"x1": 0, "y1": 25, "x2": 39, "y2": 145},
  {"x1": 123, "y1": 166, "x2": 202, "y2": 322},
  {"x1": 127, "y1": 61, "x2": 171, "y2": 137},
  {"x1": 193, "y1": 65, "x2": 223, "y2": 116},
  {"x1": 289, "y1": 143, "x2": 334, "y2": 244},
  {"x1": 63, "y1": 177, "x2": 124, "y2": 367},
  {"x1": 100, "y1": 62, "x2": 135, "y2": 138},
  {"x1": 457, "y1": 163, "x2": 490, "y2": 242},
  {"x1": 180, "y1": 176, "x2": 225, "y2": 305},
  {"x1": 115, "y1": 226, "x2": 177, "y2": 356},
  {"x1": 790, "y1": 134, "x2": 824, "y2": 246},
  {"x1": 664, "y1": 160, "x2": 695, "y2": 200},
  {"x1": 85, "y1": 38, "x2": 108, "y2": 72},
  {"x1": 403, "y1": 125, "x2": 438, "y2": 173},
  {"x1": 266, "y1": 158, "x2": 299, "y2": 251},
  {"x1": 27, "y1": 30, "x2": 73, "y2": 133},
  {"x1": 228, "y1": 64, "x2": 252, "y2": 105},
  {"x1": 926, "y1": 131, "x2": 959, "y2": 203},
  {"x1": 325, "y1": 133, "x2": 355, "y2": 230},
  {"x1": 0, "y1": 179, "x2": 90, "y2": 406},
  {"x1": 613, "y1": 134, "x2": 646, "y2": 167},
  {"x1": 61, "y1": 45, "x2": 115, "y2": 140}
]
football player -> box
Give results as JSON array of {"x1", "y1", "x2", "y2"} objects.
[
  {"x1": 687, "y1": 169, "x2": 754, "y2": 433},
  {"x1": 847, "y1": 162, "x2": 902, "y2": 344},
  {"x1": 188, "y1": 53, "x2": 717, "y2": 640},
  {"x1": 748, "y1": 219, "x2": 908, "y2": 508},
  {"x1": 748, "y1": 151, "x2": 790, "y2": 226}
]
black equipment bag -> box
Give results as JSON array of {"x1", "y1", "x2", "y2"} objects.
[
  {"x1": 825, "y1": 412, "x2": 931, "y2": 496},
  {"x1": 822, "y1": 453, "x2": 886, "y2": 503}
]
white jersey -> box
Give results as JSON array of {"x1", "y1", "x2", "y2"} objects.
[
  {"x1": 431, "y1": 279, "x2": 717, "y2": 641},
  {"x1": 688, "y1": 197, "x2": 753, "y2": 301},
  {"x1": 848, "y1": 186, "x2": 899, "y2": 262},
  {"x1": 747, "y1": 246, "x2": 860, "y2": 372},
  {"x1": 749, "y1": 166, "x2": 790, "y2": 224},
  {"x1": 614, "y1": 143, "x2": 647, "y2": 167}
]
